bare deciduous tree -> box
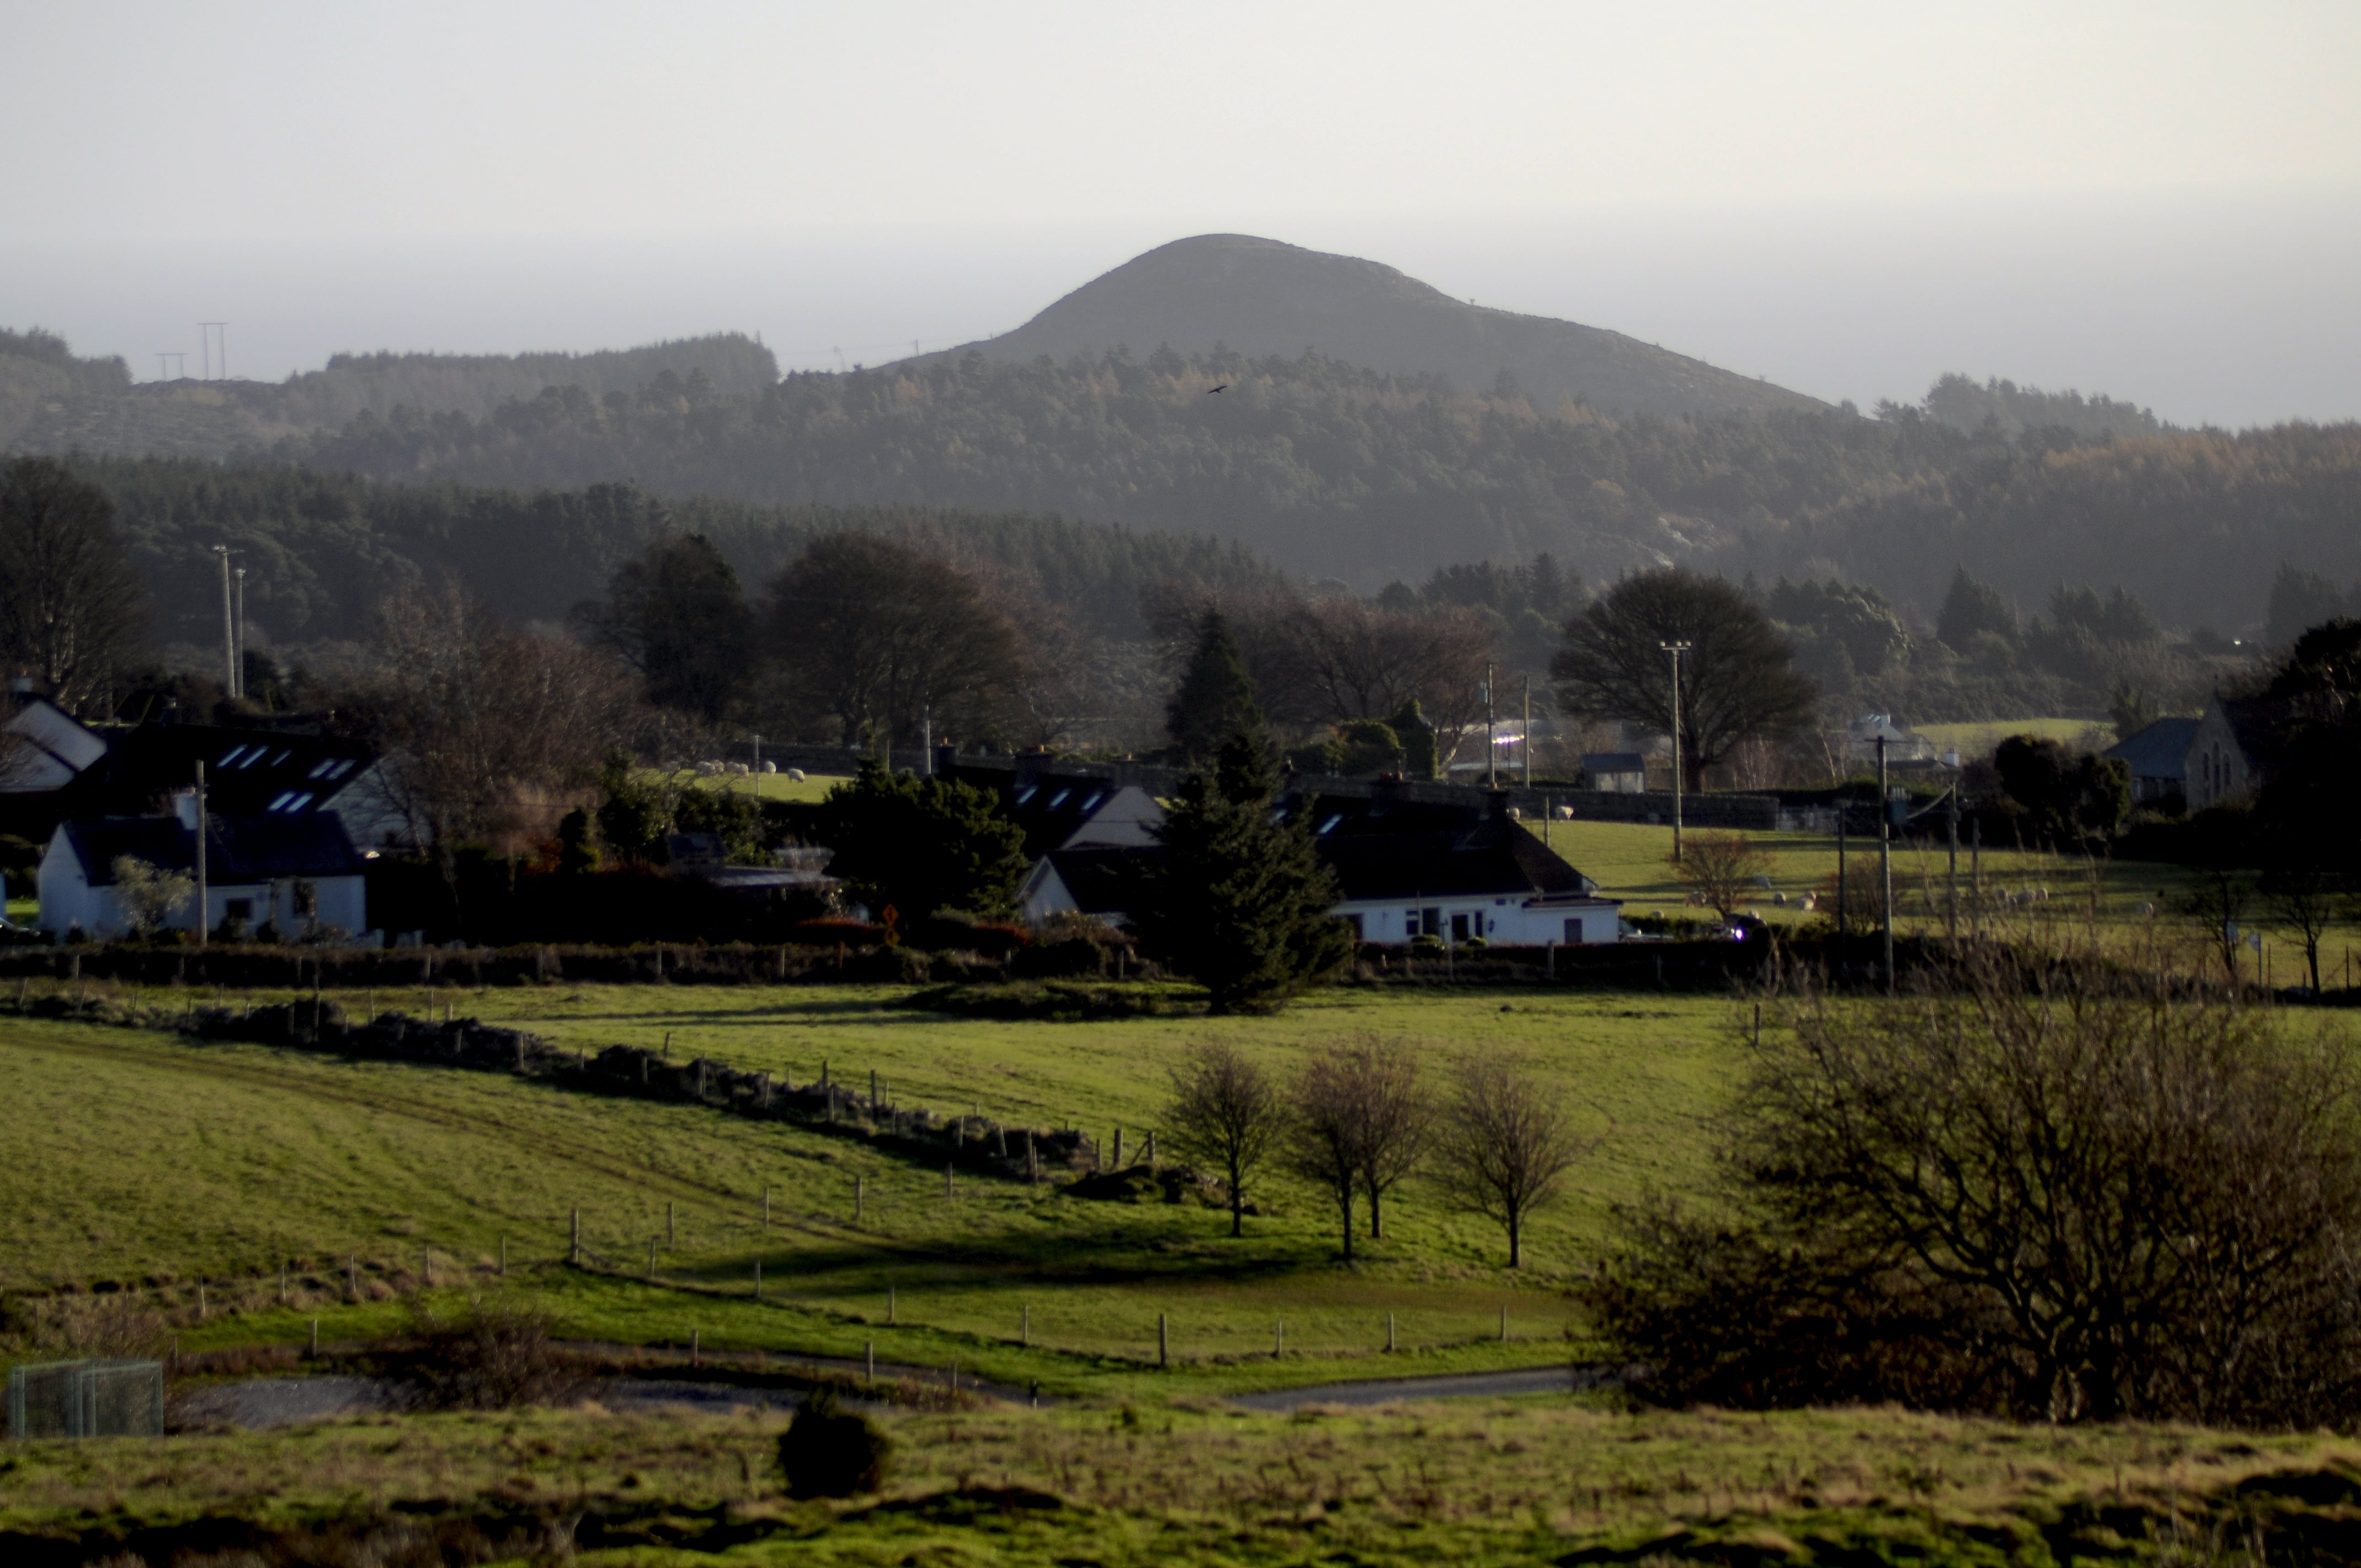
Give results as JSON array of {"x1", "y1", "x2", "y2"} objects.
[
  {"x1": 1553, "y1": 568, "x2": 1815, "y2": 792},
  {"x1": 1286, "y1": 1037, "x2": 1432, "y2": 1257},
  {"x1": 361, "y1": 581, "x2": 635, "y2": 852},
  {"x1": 1672, "y1": 831, "x2": 1774, "y2": 919},
  {"x1": 1349, "y1": 1037, "x2": 1430, "y2": 1240},
  {"x1": 763, "y1": 534, "x2": 1025, "y2": 748},
  {"x1": 1286, "y1": 1046, "x2": 1367, "y2": 1261},
  {"x1": 1439, "y1": 1058, "x2": 1592, "y2": 1267},
  {"x1": 1591, "y1": 945, "x2": 2361, "y2": 1425},
  {"x1": 0, "y1": 458, "x2": 148, "y2": 715},
  {"x1": 1164, "y1": 1042, "x2": 1282, "y2": 1238}
]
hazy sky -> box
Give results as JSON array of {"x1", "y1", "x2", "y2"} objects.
[{"x1": 6, "y1": 1, "x2": 2357, "y2": 424}]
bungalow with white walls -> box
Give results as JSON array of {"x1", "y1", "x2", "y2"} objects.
[
  {"x1": 1018, "y1": 780, "x2": 1621, "y2": 945},
  {"x1": 39, "y1": 793, "x2": 367, "y2": 940}
]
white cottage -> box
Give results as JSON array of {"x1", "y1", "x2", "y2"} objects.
[
  {"x1": 1019, "y1": 782, "x2": 1622, "y2": 945},
  {"x1": 39, "y1": 794, "x2": 368, "y2": 940}
]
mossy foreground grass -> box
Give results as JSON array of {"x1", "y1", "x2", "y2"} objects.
[{"x1": 3, "y1": 1396, "x2": 2353, "y2": 1566}]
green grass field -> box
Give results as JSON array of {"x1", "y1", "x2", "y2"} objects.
[
  {"x1": 1913, "y1": 717, "x2": 2113, "y2": 756},
  {"x1": 3, "y1": 1389, "x2": 2349, "y2": 1565},
  {"x1": 0, "y1": 988, "x2": 1737, "y2": 1391},
  {"x1": 676, "y1": 769, "x2": 850, "y2": 804}
]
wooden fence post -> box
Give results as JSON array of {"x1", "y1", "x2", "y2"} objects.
[
  {"x1": 570, "y1": 1207, "x2": 581, "y2": 1265},
  {"x1": 1158, "y1": 1313, "x2": 1168, "y2": 1368}
]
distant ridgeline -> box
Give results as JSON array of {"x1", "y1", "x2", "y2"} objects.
[
  {"x1": 66, "y1": 455, "x2": 1281, "y2": 651},
  {"x1": 6, "y1": 324, "x2": 2361, "y2": 634}
]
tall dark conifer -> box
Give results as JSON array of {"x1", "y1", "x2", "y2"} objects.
[
  {"x1": 1166, "y1": 610, "x2": 1264, "y2": 762},
  {"x1": 1130, "y1": 736, "x2": 1351, "y2": 1015}
]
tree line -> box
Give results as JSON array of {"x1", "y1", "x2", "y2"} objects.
[{"x1": 240, "y1": 345, "x2": 2361, "y2": 634}]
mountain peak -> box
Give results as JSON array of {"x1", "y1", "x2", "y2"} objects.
[{"x1": 940, "y1": 233, "x2": 1823, "y2": 418}]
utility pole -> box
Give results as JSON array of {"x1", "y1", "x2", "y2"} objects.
[
  {"x1": 1943, "y1": 747, "x2": 1961, "y2": 941},
  {"x1": 922, "y1": 705, "x2": 933, "y2": 776},
  {"x1": 1521, "y1": 674, "x2": 1532, "y2": 789},
  {"x1": 1483, "y1": 662, "x2": 1496, "y2": 788},
  {"x1": 232, "y1": 567, "x2": 247, "y2": 699},
  {"x1": 1835, "y1": 785, "x2": 1847, "y2": 939},
  {"x1": 1878, "y1": 734, "x2": 1895, "y2": 995},
  {"x1": 1660, "y1": 641, "x2": 1691, "y2": 864},
  {"x1": 211, "y1": 546, "x2": 236, "y2": 694},
  {"x1": 193, "y1": 762, "x2": 209, "y2": 946},
  {"x1": 199, "y1": 322, "x2": 227, "y2": 380}
]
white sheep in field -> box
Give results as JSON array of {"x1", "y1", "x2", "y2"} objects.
[{"x1": 727, "y1": 762, "x2": 750, "y2": 775}]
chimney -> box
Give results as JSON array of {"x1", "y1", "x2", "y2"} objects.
[
  {"x1": 173, "y1": 788, "x2": 200, "y2": 831},
  {"x1": 1014, "y1": 747, "x2": 1053, "y2": 788},
  {"x1": 934, "y1": 741, "x2": 958, "y2": 779}
]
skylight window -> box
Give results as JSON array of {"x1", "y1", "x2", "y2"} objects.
[
  {"x1": 1318, "y1": 813, "x2": 1345, "y2": 835},
  {"x1": 1082, "y1": 791, "x2": 1106, "y2": 812},
  {"x1": 1048, "y1": 789, "x2": 1070, "y2": 809},
  {"x1": 1014, "y1": 786, "x2": 1036, "y2": 805},
  {"x1": 266, "y1": 791, "x2": 297, "y2": 811},
  {"x1": 218, "y1": 745, "x2": 250, "y2": 766}
]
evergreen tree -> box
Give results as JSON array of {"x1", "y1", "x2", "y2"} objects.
[
  {"x1": 1130, "y1": 736, "x2": 1351, "y2": 1015},
  {"x1": 1936, "y1": 567, "x2": 2016, "y2": 648},
  {"x1": 1165, "y1": 610, "x2": 1265, "y2": 761},
  {"x1": 816, "y1": 760, "x2": 1027, "y2": 921}
]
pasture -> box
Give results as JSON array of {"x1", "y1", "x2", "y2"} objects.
[
  {"x1": 2, "y1": 1387, "x2": 2348, "y2": 1566},
  {"x1": 0, "y1": 987, "x2": 1738, "y2": 1391}
]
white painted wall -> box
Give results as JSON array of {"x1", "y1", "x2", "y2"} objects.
[
  {"x1": 36, "y1": 824, "x2": 366, "y2": 938},
  {"x1": 1337, "y1": 896, "x2": 1621, "y2": 946}
]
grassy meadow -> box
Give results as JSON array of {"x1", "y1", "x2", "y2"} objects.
[
  {"x1": 3, "y1": 1389, "x2": 2351, "y2": 1565},
  {"x1": 0, "y1": 987, "x2": 1738, "y2": 1392}
]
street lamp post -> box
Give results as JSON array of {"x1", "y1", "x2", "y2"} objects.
[{"x1": 1660, "y1": 641, "x2": 1691, "y2": 864}]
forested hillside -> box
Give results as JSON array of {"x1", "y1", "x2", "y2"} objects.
[
  {"x1": 70, "y1": 458, "x2": 1280, "y2": 651},
  {"x1": 12, "y1": 324, "x2": 2361, "y2": 636},
  {"x1": 1, "y1": 332, "x2": 774, "y2": 457},
  {"x1": 275, "y1": 347, "x2": 2359, "y2": 630}
]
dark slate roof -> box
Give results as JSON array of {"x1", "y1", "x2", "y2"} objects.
[
  {"x1": 1286, "y1": 790, "x2": 1596, "y2": 902},
  {"x1": 2104, "y1": 716, "x2": 2200, "y2": 781},
  {"x1": 62, "y1": 813, "x2": 366, "y2": 885},
  {"x1": 1043, "y1": 787, "x2": 1599, "y2": 912},
  {"x1": 1041, "y1": 845, "x2": 1162, "y2": 916},
  {"x1": 951, "y1": 765, "x2": 1131, "y2": 858},
  {"x1": 91, "y1": 722, "x2": 374, "y2": 818}
]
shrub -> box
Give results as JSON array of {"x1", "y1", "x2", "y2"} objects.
[
  {"x1": 1587, "y1": 944, "x2": 2361, "y2": 1425},
  {"x1": 778, "y1": 1387, "x2": 892, "y2": 1498},
  {"x1": 394, "y1": 1298, "x2": 581, "y2": 1411}
]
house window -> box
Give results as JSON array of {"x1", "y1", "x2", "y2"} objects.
[
  {"x1": 225, "y1": 899, "x2": 253, "y2": 921},
  {"x1": 1565, "y1": 917, "x2": 1584, "y2": 943},
  {"x1": 1450, "y1": 913, "x2": 1471, "y2": 943}
]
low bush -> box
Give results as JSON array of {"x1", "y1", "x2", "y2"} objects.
[
  {"x1": 778, "y1": 1387, "x2": 892, "y2": 1499},
  {"x1": 391, "y1": 1298, "x2": 583, "y2": 1411},
  {"x1": 1587, "y1": 944, "x2": 2361, "y2": 1425}
]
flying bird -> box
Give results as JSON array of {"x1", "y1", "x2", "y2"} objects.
[{"x1": 1206, "y1": 384, "x2": 1228, "y2": 394}]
